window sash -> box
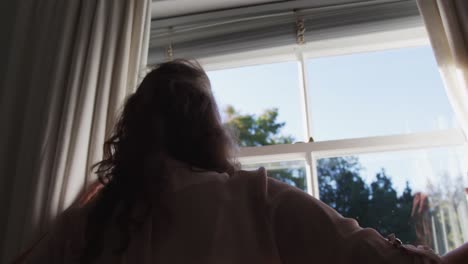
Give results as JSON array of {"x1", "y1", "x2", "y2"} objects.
[
  {"x1": 238, "y1": 129, "x2": 466, "y2": 162},
  {"x1": 238, "y1": 129, "x2": 466, "y2": 196},
  {"x1": 201, "y1": 24, "x2": 468, "y2": 197}
]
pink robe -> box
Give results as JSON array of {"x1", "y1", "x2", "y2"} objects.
[{"x1": 21, "y1": 165, "x2": 442, "y2": 263}]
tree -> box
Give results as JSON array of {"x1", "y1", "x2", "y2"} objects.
[
  {"x1": 318, "y1": 162, "x2": 416, "y2": 243},
  {"x1": 395, "y1": 181, "x2": 417, "y2": 243},
  {"x1": 317, "y1": 157, "x2": 371, "y2": 226},
  {"x1": 225, "y1": 106, "x2": 294, "y2": 147},
  {"x1": 225, "y1": 105, "x2": 416, "y2": 243},
  {"x1": 225, "y1": 106, "x2": 305, "y2": 190},
  {"x1": 368, "y1": 171, "x2": 416, "y2": 243}
]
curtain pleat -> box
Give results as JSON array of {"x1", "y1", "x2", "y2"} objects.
[{"x1": 0, "y1": 0, "x2": 151, "y2": 262}]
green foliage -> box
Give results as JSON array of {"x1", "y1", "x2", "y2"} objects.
[
  {"x1": 225, "y1": 106, "x2": 294, "y2": 147},
  {"x1": 317, "y1": 157, "x2": 370, "y2": 225},
  {"x1": 267, "y1": 166, "x2": 307, "y2": 192},
  {"x1": 225, "y1": 105, "x2": 416, "y2": 243},
  {"x1": 318, "y1": 159, "x2": 416, "y2": 243},
  {"x1": 224, "y1": 105, "x2": 305, "y2": 190}
]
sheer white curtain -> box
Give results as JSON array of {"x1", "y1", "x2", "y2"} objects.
[
  {"x1": 0, "y1": 0, "x2": 151, "y2": 262},
  {"x1": 416, "y1": 1, "x2": 468, "y2": 242},
  {"x1": 417, "y1": 0, "x2": 468, "y2": 138}
]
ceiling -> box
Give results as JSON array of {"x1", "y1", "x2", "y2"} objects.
[{"x1": 151, "y1": 0, "x2": 286, "y2": 19}]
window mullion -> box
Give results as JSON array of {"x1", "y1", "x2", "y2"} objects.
[
  {"x1": 304, "y1": 152, "x2": 315, "y2": 196},
  {"x1": 296, "y1": 50, "x2": 313, "y2": 142},
  {"x1": 297, "y1": 50, "x2": 317, "y2": 196},
  {"x1": 309, "y1": 152, "x2": 320, "y2": 198}
]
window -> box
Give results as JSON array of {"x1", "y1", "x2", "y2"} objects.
[
  {"x1": 317, "y1": 146, "x2": 468, "y2": 254},
  {"x1": 203, "y1": 27, "x2": 468, "y2": 252},
  {"x1": 242, "y1": 160, "x2": 307, "y2": 192},
  {"x1": 307, "y1": 46, "x2": 457, "y2": 141},
  {"x1": 208, "y1": 62, "x2": 306, "y2": 146}
]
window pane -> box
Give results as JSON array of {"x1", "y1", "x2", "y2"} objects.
[
  {"x1": 307, "y1": 46, "x2": 457, "y2": 141},
  {"x1": 207, "y1": 62, "x2": 306, "y2": 146},
  {"x1": 317, "y1": 146, "x2": 468, "y2": 254},
  {"x1": 242, "y1": 160, "x2": 307, "y2": 191}
]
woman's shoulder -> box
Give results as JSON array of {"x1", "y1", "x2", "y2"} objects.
[
  {"x1": 225, "y1": 167, "x2": 304, "y2": 206},
  {"x1": 20, "y1": 204, "x2": 90, "y2": 263}
]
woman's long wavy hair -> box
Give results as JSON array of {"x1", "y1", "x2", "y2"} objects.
[{"x1": 81, "y1": 59, "x2": 238, "y2": 262}]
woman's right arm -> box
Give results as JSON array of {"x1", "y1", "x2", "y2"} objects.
[
  {"x1": 442, "y1": 242, "x2": 468, "y2": 264},
  {"x1": 269, "y1": 178, "x2": 446, "y2": 264}
]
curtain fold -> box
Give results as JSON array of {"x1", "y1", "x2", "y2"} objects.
[
  {"x1": 417, "y1": 0, "x2": 468, "y2": 137},
  {"x1": 0, "y1": 0, "x2": 151, "y2": 262}
]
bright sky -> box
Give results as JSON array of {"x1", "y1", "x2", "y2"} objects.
[{"x1": 207, "y1": 45, "x2": 467, "y2": 193}]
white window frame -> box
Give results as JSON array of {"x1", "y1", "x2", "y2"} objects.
[{"x1": 200, "y1": 24, "x2": 468, "y2": 197}]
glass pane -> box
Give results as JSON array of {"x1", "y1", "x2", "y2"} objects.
[
  {"x1": 317, "y1": 146, "x2": 468, "y2": 254},
  {"x1": 207, "y1": 62, "x2": 306, "y2": 146},
  {"x1": 307, "y1": 46, "x2": 458, "y2": 141},
  {"x1": 242, "y1": 160, "x2": 307, "y2": 192}
]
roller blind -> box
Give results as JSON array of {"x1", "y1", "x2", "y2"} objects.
[{"x1": 148, "y1": 0, "x2": 421, "y2": 64}]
